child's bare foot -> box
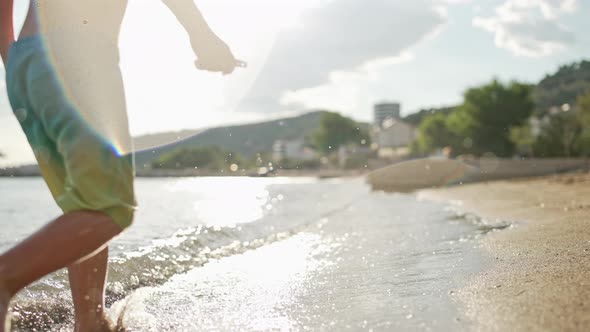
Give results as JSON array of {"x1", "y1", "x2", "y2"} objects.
[
  {"x1": 73, "y1": 312, "x2": 117, "y2": 332},
  {"x1": 74, "y1": 316, "x2": 115, "y2": 332},
  {"x1": 95, "y1": 318, "x2": 116, "y2": 332}
]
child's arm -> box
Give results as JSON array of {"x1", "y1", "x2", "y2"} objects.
[
  {"x1": 0, "y1": 0, "x2": 15, "y2": 65},
  {"x1": 161, "y1": 0, "x2": 237, "y2": 74}
]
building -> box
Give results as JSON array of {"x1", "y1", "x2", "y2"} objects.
[
  {"x1": 373, "y1": 117, "x2": 416, "y2": 158},
  {"x1": 272, "y1": 138, "x2": 318, "y2": 161},
  {"x1": 377, "y1": 118, "x2": 416, "y2": 149},
  {"x1": 374, "y1": 102, "x2": 401, "y2": 126}
]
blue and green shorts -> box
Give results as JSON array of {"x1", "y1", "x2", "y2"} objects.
[{"x1": 5, "y1": 35, "x2": 136, "y2": 229}]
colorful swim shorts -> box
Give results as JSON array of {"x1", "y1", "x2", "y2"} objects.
[{"x1": 5, "y1": 35, "x2": 136, "y2": 229}]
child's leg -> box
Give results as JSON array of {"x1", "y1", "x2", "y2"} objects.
[
  {"x1": 68, "y1": 247, "x2": 113, "y2": 332},
  {"x1": 0, "y1": 287, "x2": 9, "y2": 332},
  {"x1": 0, "y1": 211, "x2": 122, "y2": 332},
  {"x1": 4, "y1": 35, "x2": 135, "y2": 332}
]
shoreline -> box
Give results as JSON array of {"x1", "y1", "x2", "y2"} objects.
[
  {"x1": 105, "y1": 180, "x2": 484, "y2": 331},
  {"x1": 420, "y1": 171, "x2": 590, "y2": 331},
  {"x1": 0, "y1": 166, "x2": 368, "y2": 179}
]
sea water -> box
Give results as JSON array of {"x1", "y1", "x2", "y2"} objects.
[{"x1": 0, "y1": 177, "x2": 508, "y2": 331}]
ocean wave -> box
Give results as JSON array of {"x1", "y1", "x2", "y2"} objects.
[
  {"x1": 10, "y1": 221, "x2": 304, "y2": 331},
  {"x1": 444, "y1": 206, "x2": 513, "y2": 240}
]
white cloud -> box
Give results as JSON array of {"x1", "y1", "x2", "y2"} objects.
[
  {"x1": 279, "y1": 51, "x2": 415, "y2": 116},
  {"x1": 280, "y1": 71, "x2": 368, "y2": 115},
  {"x1": 473, "y1": 0, "x2": 578, "y2": 57},
  {"x1": 238, "y1": 0, "x2": 447, "y2": 114}
]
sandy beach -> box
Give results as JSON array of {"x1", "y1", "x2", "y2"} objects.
[{"x1": 421, "y1": 171, "x2": 590, "y2": 331}]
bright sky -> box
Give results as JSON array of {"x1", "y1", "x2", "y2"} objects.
[{"x1": 1, "y1": 0, "x2": 589, "y2": 166}]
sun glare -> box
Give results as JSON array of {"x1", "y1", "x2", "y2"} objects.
[{"x1": 119, "y1": 0, "x2": 319, "y2": 137}]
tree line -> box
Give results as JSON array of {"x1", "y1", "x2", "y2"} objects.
[
  {"x1": 151, "y1": 112, "x2": 371, "y2": 170},
  {"x1": 413, "y1": 60, "x2": 590, "y2": 158}
]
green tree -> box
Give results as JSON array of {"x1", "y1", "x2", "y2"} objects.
[
  {"x1": 413, "y1": 80, "x2": 534, "y2": 157},
  {"x1": 532, "y1": 112, "x2": 582, "y2": 157},
  {"x1": 577, "y1": 91, "x2": 590, "y2": 125},
  {"x1": 575, "y1": 91, "x2": 590, "y2": 156},
  {"x1": 509, "y1": 123, "x2": 535, "y2": 157},
  {"x1": 530, "y1": 91, "x2": 590, "y2": 157},
  {"x1": 449, "y1": 80, "x2": 534, "y2": 157},
  {"x1": 312, "y1": 112, "x2": 370, "y2": 153},
  {"x1": 414, "y1": 112, "x2": 461, "y2": 154}
]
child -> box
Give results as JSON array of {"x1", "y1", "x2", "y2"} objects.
[{"x1": 0, "y1": 1, "x2": 237, "y2": 331}]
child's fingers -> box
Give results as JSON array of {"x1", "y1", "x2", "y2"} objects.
[
  {"x1": 194, "y1": 59, "x2": 245, "y2": 73},
  {"x1": 194, "y1": 61, "x2": 223, "y2": 72},
  {"x1": 222, "y1": 67, "x2": 235, "y2": 75}
]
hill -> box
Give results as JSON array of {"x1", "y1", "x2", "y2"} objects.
[
  {"x1": 534, "y1": 60, "x2": 590, "y2": 114},
  {"x1": 134, "y1": 111, "x2": 352, "y2": 168},
  {"x1": 134, "y1": 129, "x2": 205, "y2": 151}
]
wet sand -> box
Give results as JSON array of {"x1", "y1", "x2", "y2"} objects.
[{"x1": 422, "y1": 171, "x2": 590, "y2": 331}]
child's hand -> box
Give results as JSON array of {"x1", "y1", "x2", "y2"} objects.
[{"x1": 191, "y1": 33, "x2": 237, "y2": 75}]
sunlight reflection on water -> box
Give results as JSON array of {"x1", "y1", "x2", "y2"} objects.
[
  {"x1": 110, "y1": 233, "x2": 332, "y2": 332},
  {"x1": 164, "y1": 177, "x2": 316, "y2": 227}
]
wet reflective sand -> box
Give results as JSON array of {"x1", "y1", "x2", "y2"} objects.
[
  {"x1": 1, "y1": 178, "x2": 501, "y2": 331},
  {"x1": 108, "y1": 189, "x2": 492, "y2": 331}
]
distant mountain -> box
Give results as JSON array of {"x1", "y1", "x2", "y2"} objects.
[
  {"x1": 534, "y1": 60, "x2": 590, "y2": 114},
  {"x1": 134, "y1": 129, "x2": 205, "y2": 151},
  {"x1": 134, "y1": 111, "x2": 343, "y2": 168}
]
